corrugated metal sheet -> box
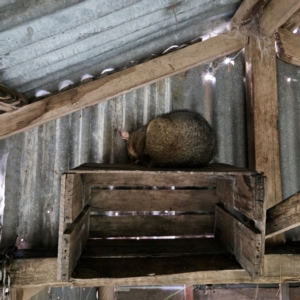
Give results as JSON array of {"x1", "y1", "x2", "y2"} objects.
[
  {"x1": 277, "y1": 59, "x2": 300, "y2": 241},
  {"x1": 0, "y1": 0, "x2": 241, "y2": 98},
  {"x1": 1, "y1": 54, "x2": 247, "y2": 248}
]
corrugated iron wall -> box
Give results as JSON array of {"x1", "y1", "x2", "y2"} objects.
[{"x1": 0, "y1": 54, "x2": 247, "y2": 248}]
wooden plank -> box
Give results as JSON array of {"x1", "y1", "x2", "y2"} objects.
[
  {"x1": 57, "y1": 174, "x2": 67, "y2": 281},
  {"x1": 278, "y1": 28, "x2": 300, "y2": 67},
  {"x1": 89, "y1": 214, "x2": 215, "y2": 237},
  {"x1": 71, "y1": 163, "x2": 258, "y2": 175},
  {"x1": 259, "y1": 0, "x2": 300, "y2": 36},
  {"x1": 266, "y1": 191, "x2": 300, "y2": 239},
  {"x1": 90, "y1": 172, "x2": 216, "y2": 188},
  {"x1": 280, "y1": 283, "x2": 290, "y2": 300},
  {"x1": 0, "y1": 83, "x2": 28, "y2": 104},
  {"x1": 73, "y1": 254, "x2": 241, "y2": 279},
  {"x1": 81, "y1": 238, "x2": 228, "y2": 258},
  {"x1": 215, "y1": 205, "x2": 263, "y2": 278},
  {"x1": 8, "y1": 253, "x2": 300, "y2": 287},
  {"x1": 91, "y1": 189, "x2": 218, "y2": 211},
  {"x1": 59, "y1": 205, "x2": 91, "y2": 282},
  {"x1": 64, "y1": 174, "x2": 84, "y2": 223},
  {"x1": 83, "y1": 174, "x2": 92, "y2": 205},
  {"x1": 99, "y1": 286, "x2": 115, "y2": 300},
  {"x1": 245, "y1": 37, "x2": 283, "y2": 213},
  {"x1": 282, "y1": 8, "x2": 300, "y2": 31},
  {"x1": 0, "y1": 30, "x2": 246, "y2": 140},
  {"x1": 231, "y1": 0, "x2": 267, "y2": 26},
  {"x1": 216, "y1": 174, "x2": 265, "y2": 221}
]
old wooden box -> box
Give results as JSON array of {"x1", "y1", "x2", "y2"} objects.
[{"x1": 57, "y1": 163, "x2": 266, "y2": 282}]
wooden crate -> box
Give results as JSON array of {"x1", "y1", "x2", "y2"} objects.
[{"x1": 57, "y1": 163, "x2": 266, "y2": 282}]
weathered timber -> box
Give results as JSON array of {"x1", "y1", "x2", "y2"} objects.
[
  {"x1": 282, "y1": 8, "x2": 300, "y2": 31},
  {"x1": 65, "y1": 174, "x2": 84, "y2": 223},
  {"x1": 90, "y1": 172, "x2": 216, "y2": 187},
  {"x1": 215, "y1": 205, "x2": 263, "y2": 278},
  {"x1": 71, "y1": 163, "x2": 258, "y2": 174},
  {"x1": 0, "y1": 30, "x2": 246, "y2": 140},
  {"x1": 73, "y1": 254, "x2": 241, "y2": 279},
  {"x1": 0, "y1": 83, "x2": 28, "y2": 104},
  {"x1": 259, "y1": 0, "x2": 300, "y2": 36},
  {"x1": 9, "y1": 254, "x2": 300, "y2": 287},
  {"x1": 231, "y1": 0, "x2": 267, "y2": 26},
  {"x1": 278, "y1": 28, "x2": 300, "y2": 67},
  {"x1": 280, "y1": 283, "x2": 290, "y2": 300},
  {"x1": 89, "y1": 214, "x2": 214, "y2": 237},
  {"x1": 216, "y1": 174, "x2": 265, "y2": 221},
  {"x1": 81, "y1": 238, "x2": 228, "y2": 258},
  {"x1": 245, "y1": 37, "x2": 282, "y2": 210},
  {"x1": 58, "y1": 205, "x2": 90, "y2": 282},
  {"x1": 91, "y1": 189, "x2": 218, "y2": 212},
  {"x1": 99, "y1": 286, "x2": 115, "y2": 300},
  {"x1": 266, "y1": 191, "x2": 300, "y2": 239}
]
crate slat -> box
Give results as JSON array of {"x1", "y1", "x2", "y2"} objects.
[
  {"x1": 215, "y1": 204, "x2": 263, "y2": 278},
  {"x1": 91, "y1": 189, "x2": 218, "y2": 211},
  {"x1": 59, "y1": 205, "x2": 91, "y2": 282},
  {"x1": 73, "y1": 254, "x2": 242, "y2": 279},
  {"x1": 90, "y1": 214, "x2": 214, "y2": 237},
  {"x1": 81, "y1": 238, "x2": 228, "y2": 258}
]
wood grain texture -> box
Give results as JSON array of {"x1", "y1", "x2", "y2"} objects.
[
  {"x1": 0, "y1": 30, "x2": 246, "y2": 140},
  {"x1": 278, "y1": 28, "x2": 300, "y2": 67},
  {"x1": 231, "y1": 0, "x2": 267, "y2": 26},
  {"x1": 91, "y1": 189, "x2": 218, "y2": 211},
  {"x1": 57, "y1": 174, "x2": 67, "y2": 280},
  {"x1": 60, "y1": 205, "x2": 91, "y2": 282},
  {"x1": 245, "y1": 37, "x2": 282, "y2": 211},
  {"x1": 90, "y1": 172, "x2": 217, "y2": 187},
  {"x1": 9, "y1": 254, "x2": 300, "y2": 287},
  {"x1": 245, "y1": 36, "x2": 284, "y2": 246},
  {"x1": 266, "y1": 191, "x2": 300, "y2": 238},
  {"x1": 70, "y1": 163, "x2": 258, "y2": 174},
  {"x1": 89, "y1": 214, "x2": 215, "y2": 237},
  {"x1": 259, "y1": 0, "x2": 300, "y2": 36},
  {"x1": 282, "y1": 8, "x2": 300, "y2": 31},
  {"x1": 216, "y1": 175, "x2": 265, "y2": 221},
  {"x1": 81, "y1": 238, "x2": 228, "y2": 258},
  {"x1": 215, "y1": 205, "x2": 263, "y2": 278},
  {"x1": 64, "y1": 174, "x2": 84, "y2": 223}
]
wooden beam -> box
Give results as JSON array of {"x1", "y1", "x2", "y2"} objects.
[
  {"x1": 282, "y1": 8, "x2": 300, "y2": 31},
  {"x1": 280, "y1": 283, "x2": 290, "y2": 300},
  {"x1": 259, "y1": 0, "x2": 300, "y2": 36},
  {"x1": 98, "y1": 286, "x2": 115, "y2": 300},
  {"x1": 231, "y1": 0, "x2": 268, "y2": 26},
  {"x1": 8, "y1": 254, "x2": 300, "y2": 287},
  {"x1": 266, "y1": 191, "x2": 300, "y2": 239},
  {"x1": 245, "y1": 36, "x2": 283, "y2": 245},
  {"x1": 277, "y1": 28, "x2": 300, "y2": 67},
  {"x1": 0, "y1": 30, "x2": 246, "y2": 140}
]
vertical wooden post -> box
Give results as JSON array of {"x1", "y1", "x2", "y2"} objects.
[
  {"x1": 245, "y1": 36, "x2": 284, "y2": 244},
  {"x1": 184, "y1": 285, "x2": 194, "y2": 300},
  {"x1": 280, "y1": 283, "x2": 290, "y2": 300},
  {"x1": 98, "y1": 286, "x2": 115, "y2": 300}
]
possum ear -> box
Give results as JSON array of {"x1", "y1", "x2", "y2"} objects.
[{"x1": 119, "y1": 129, "x2": 130, "y2": 140}]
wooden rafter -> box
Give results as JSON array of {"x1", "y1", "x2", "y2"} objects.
[
  {"x1": 0, "y1": 30, "x2": 246, "y2": 140},
  {"x1": 266, "y1": 191, "x2": 300, "y2": 239},
  {"x1": 9, "y1": 253, "x2": 300, "y2": 288},
  {"x1": 259, "y1": 0, "x2": 300, "y2": 36},
  {"x1": 231, "y1": 0, "x2": 268, "y2": 26},
  {"x1": 277, "y1": 28, "x2": 300, "y2": 67},
  {"x1": 282, "y1": 8, "x2": 300, "y2": 31}
]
